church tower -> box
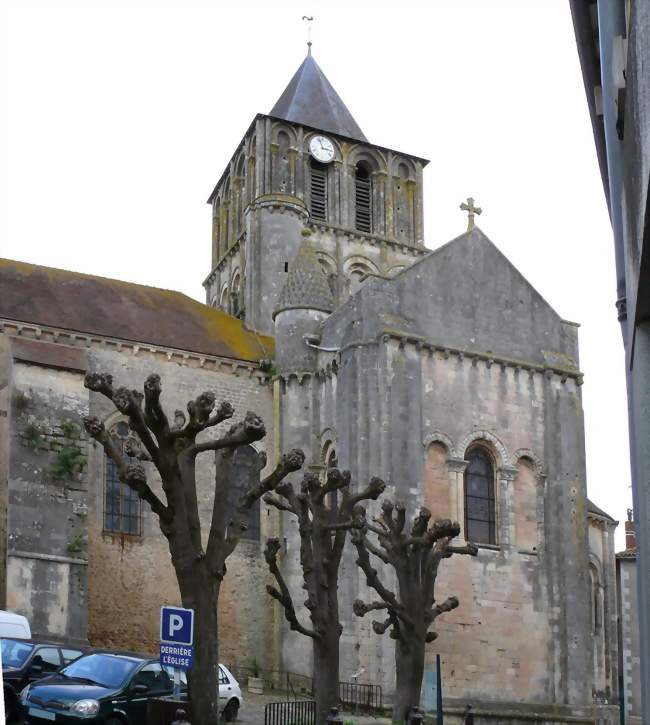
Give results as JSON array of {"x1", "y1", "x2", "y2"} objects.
[{"x1": 203, "y1": 50, "x2": 429, "y2": 336}]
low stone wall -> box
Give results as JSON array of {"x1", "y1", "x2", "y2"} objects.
[{"x1": 436, "y1": 701, "x2": 620, "y2": 725}]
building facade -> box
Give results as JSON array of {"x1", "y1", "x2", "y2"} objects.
[
  {"x1": 571, "y1": 2, "x2": 650, "y2": 720},
  {"x1": 0, "y1": 51, "x2": 621, "y2": 723}
]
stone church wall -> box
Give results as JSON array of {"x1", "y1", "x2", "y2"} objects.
[
  {"x1": 2, "y1": 329, "x2": 279, "y2": 670},
  {"x1": 276, "y1": 290, "x2": 600, "y2": 716},
  {"x1": 84, "y1": 347, "x2": 276, "y2": 668}
]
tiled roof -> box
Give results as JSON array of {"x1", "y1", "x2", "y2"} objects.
[
  {"x1": 0, "y1": 258, "x2": 273, "y2": 363},
  {"x1": 616, "y1": 548, "x2": 637, "y2": 559}
]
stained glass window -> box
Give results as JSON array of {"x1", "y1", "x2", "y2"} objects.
[{"x1": 464, "y1": 448, "x2": 496, "y2": 545}]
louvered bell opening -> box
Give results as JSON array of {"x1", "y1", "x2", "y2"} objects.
[
  {"x1": 355, "y1": 172, "x2": 372, "y2": 234},
  {"x1": 310, "y1": 163, "x2": 328, "y2": 222}
]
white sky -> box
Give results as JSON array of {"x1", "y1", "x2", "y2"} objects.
[{"x1": 2, "y1": 1, "x2": 632, "y2": 547}]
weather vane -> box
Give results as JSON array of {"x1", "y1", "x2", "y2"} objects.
[{"x1": 302, "y1": 15, "x2": 314, "y2": 55}]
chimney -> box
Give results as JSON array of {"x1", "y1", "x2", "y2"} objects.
[{"x1": 625, "y1": 508, "x2": 636, "y2": 550}]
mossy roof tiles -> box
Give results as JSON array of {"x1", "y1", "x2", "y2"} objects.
[{"x1": 0, "y1": 258, "x2": 273, "y2": 363}]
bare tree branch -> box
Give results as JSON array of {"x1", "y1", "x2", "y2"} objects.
[
  {"x1": 265, "y1": 538, "x2": 318, "y2": 640},
  {"x1": 83, "y1": 417, "x2": 172, "y2": 525},
  {"x1": 241, "y1": 449, "x2": 305, "y2": 508},
  {"x1": 190, "y1": 411, "x2": 265, "y2": 454},
  {"x1": 348, "y1": 476, "x2": 386, "y2": 507},
  {"x1": 169, "y1": 398, "x2": 235, "y2": 440},
  {"x1": 143, "y1": 373, "x2": 170, "y2": 439},
  {"x1": 350, "y1": 527, "x2": 401, "y2": 612},
  {"x1": 315, "y1": 468, "x2": 351, "y2": 504},
  {"x1": 263, "y1": 493, "x2": 295, "y2": 514},
  {"x1": 353, "y1": 599, "x2": 389, "y2": 616},
  {"x1": 124, "y1": 436, "x2": 152, "y2": 462}
]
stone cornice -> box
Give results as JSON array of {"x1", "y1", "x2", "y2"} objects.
[
  {"x1": 203, "y1": 236, "x2": 244, "y2": 287},
  {"x1": 447, "y1": 457, "x2": 468, "y2": 473},
  {"x1": 375, "y1": 330, "x2": 584, "y2": 383},
  {"x1": 0, "y1": 319, "x2": 268, "y2": 383},
  {"x1": 308, "y1": 220, "x2": 426, "y2": 255},
  {"x1": 498, "y1": 465, "x2": 520, "y2": 481}
]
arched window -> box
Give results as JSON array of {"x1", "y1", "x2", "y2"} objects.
[
  {"x1": 346, "y1": 260, "x2": 373, "y2": 297},
  {"x1": 317, "y1": 254, "x2": 337, "y2": 300},
  {"x1": 322, "y1": 440, "x2": 338, "y2": 523},
  {"x1": 355, "y1": 162, "x2": 372, "y2": 233},
  {"x1": 104, "y1": 420, "x2": 141, "y2": 536},
  {"x1": 231, "y1": 274, "x2": 242, "y2": 318},
  {"x1": 219, "y1": 284, "x2": 229, "y2": 313},
  {"x1": 464, "y1": 447, "x2": 496, "y2": 544},
  {"x1": 310, "y1": 160, "x2": 328, "y2": 221},
  {"x1": 212, "y1": 199, "x2": 221, "y2": 264}
]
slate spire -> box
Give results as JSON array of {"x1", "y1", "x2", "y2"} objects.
[
  {"x1": 269, "y1": 54, "x2": 368, "y2": 142},
  {"x1": 273, "y1": 234, "x2": 335, "y2": 319}
]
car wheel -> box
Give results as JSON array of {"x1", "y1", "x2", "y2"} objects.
[
  {"x1": 105, "y1": 718, "x2": 125, "y2": 725},
  {"x1": 223, "y1": 698, "x2": 239, "y2": 722}
]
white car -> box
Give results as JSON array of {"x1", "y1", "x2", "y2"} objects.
[
  {"x1": 0, "y1": 611, "x2": 31, "y2": 639},
  {"x1": 164, "y1": 663, "x2": 242, "y2": 722},
  {"x1": 218, "y1": 664, "x2": 242, "y2": 722}
]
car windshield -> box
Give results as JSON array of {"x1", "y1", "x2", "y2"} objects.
[
  {"x1": 1, "y1": 639, "x2": 34, "y2": 668},
  {"x1": 61, "y1": 654, "x2": 140, "y2": 689}
]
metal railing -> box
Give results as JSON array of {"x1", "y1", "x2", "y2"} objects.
[
  {"x1": 264, "y1": 699, "x2": 316, "y2": 725},
  {"x1": 339, "y1": 680, "x2": 383, "y2": 713}
]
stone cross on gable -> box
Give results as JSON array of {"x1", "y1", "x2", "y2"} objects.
[{"x1": 460, "y1": 197, "x2": 482, "y2": 231}]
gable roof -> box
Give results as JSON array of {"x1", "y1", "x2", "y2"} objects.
[
  {"x1": 359, "y1": 228, "x2": 578, "y2": 370},
  {"x1": 0, "y1": 259, "x2": 273, "y2": 363},
  {"x1": 270, "y1": 53, "x2": 368, "y2": 143}
]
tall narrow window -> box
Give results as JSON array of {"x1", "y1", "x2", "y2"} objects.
[
  {"x1": 464, "y1": 447, "x2": 496, "y2": 544},
  {"x1": 355, "y1": 163, "x2": 372, "y2": 233},
  {"x1": 104, "y1": 421, "x2": 141, "y2": 535},
  {"x1": 310, "y1": 161, "x2": 328, "y2": 221},
  {"x1": 322, "y1": 442, "x2": 338, "y2": 524}
]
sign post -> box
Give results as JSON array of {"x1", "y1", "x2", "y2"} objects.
[{"x1": 160, "y1": 605, "x2": 194, "y2": 686}]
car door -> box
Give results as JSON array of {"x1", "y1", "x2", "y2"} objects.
[
  {"x1": 27, "y1": 647, "x2": 61, "y2": 684},
  {"x1": 127, "y1": 662, "x2": 172, "y2": 724},
  {"x1": 218, "y1": 666, "x2": 232, "y2": 708},
  {"x1": 60, "y1": 648, "x2": 84, "y2": 665}
]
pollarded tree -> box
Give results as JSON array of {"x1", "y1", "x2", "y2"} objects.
[
  {"x1": 82, "y1": 372, "x2": 305, "y2": 725},
  {"x1": 263, "y1": 468, "x2": 385, "y2": 725},
  {"x1": 350, "y1": 501, "x2": 478, "y2": 723}
]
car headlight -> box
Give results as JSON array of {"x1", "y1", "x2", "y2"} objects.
[
  {"x1": 19, "y1": 684, "x2": 31, "y2": 704},
  {"x1": 70, "y1": 699, "x2": 100, "y2": 717}
]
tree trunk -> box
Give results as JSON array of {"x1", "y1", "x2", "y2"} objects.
[
  {"x1": 180, "y1": 566, "x2": 221, "y2": 725},
  {"x1": 312, "y1": 624, "x2": 340, "y2": 725},
  {"x1": 393, "y1": 636, "x2": 426, "y2": 724}
]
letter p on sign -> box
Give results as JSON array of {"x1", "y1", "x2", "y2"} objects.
[{"x1": 160, "y1": 606, "x2": 194, "y2": 646}]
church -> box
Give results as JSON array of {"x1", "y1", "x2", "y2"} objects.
[{"x1": 0, "y1": 50, "x2": 621, "y2": 723}]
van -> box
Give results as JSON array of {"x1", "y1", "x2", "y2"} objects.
[{"x1": 0, "y1": 611, "x2": 31, "y2": 639}]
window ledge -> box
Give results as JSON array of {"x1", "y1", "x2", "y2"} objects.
[{"x1": 475, "y1": 543, "x2": 501, "y2": 552}]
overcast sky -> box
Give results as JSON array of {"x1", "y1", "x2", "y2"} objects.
[{"x1": 2, "y1": 0, "x2": 631, "y2": 547}]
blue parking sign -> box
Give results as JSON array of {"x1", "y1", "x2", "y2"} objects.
[{"x1": 160, "y1": 606, "x2": 194, "y2": 646}]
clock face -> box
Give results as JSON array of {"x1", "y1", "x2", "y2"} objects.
[{"x1": 309, "y1": 135, "x2": 335, "y2": 164}]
